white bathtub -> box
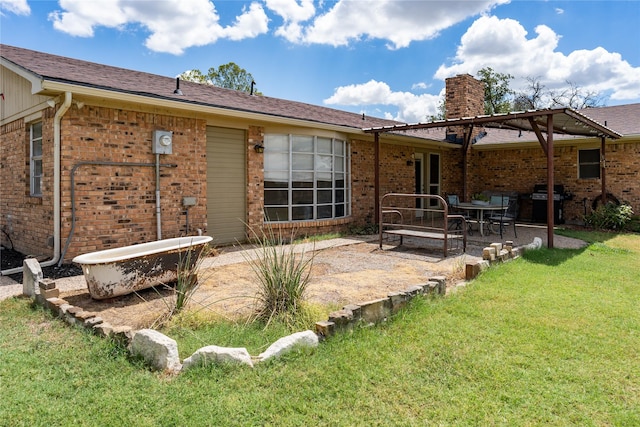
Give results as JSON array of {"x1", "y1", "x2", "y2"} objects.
[{"x1": 72, "y1": 236, "x2": 213, "y2": 300}]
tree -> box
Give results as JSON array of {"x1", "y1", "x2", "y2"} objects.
[
  {"x1": 179, "y1": 62, "x2": 260, "y2": 94},
  {"x1": 513, "y1": 76, "x2": 546, "y2": 111},
  {"x1": 477, "y1": 67, "x2": 514, "y2": 115},
  {"x1": 514, "y1": 76, "x2": 606, "y2": 110},
  {"x1": 548, "y1": 80, "x2": 606, "y2": 109},
  {"x1": 428, "y1": 96, "x2": 446, "y2": 121}
]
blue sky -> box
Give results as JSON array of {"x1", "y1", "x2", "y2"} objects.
[{"x1": 2, "y1": 0, "x2": 639, "y2": 123}]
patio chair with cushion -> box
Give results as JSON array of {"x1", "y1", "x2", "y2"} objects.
[
  {"x1": 487, "y1": 195, "x2": 518, "y2": 238},
  {"x1": 446, "y1": 194, "x2": 472, "y2": 235}
]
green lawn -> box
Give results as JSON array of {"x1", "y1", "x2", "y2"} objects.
[{"x1": 1, "y1": 231, "x2": 638, "y2": 426}]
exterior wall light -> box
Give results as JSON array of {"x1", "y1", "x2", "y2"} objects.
[
  {"x1": 254, "y1": 144, "x2": 265, "y2": 153},
  {"x1": 407, "y1": 152, "x2": 415, "y2": 166}
]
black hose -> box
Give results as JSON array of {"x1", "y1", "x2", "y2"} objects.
[{"x1": 592, "y1": 193, "x2": 620, "y2": 210}]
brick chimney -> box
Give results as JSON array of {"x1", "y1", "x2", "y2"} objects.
[
  {"x1": 444, "y1": 74, "x2": 485, "y2": 143},
  {"x1": 445, "y1": 74, "x2": 485, "y2": 119}
]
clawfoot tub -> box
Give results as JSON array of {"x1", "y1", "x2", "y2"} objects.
[{"x1": 72, "y1": 236, "x2": 213, "y2": 300}]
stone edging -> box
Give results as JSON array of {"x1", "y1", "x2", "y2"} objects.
[{"x1": 21, "y1": 238, "x2": 539, "y2": 374}]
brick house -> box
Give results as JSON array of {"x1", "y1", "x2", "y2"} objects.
[{"x1": 1, "y1": 45, "x2": 638, "y2": 267}]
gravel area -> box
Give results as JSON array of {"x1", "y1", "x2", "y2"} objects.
[{"x1": 0, "y1": 225, "x2": 586, "y2": 305}]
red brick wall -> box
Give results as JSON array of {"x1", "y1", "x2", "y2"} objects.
[
  {"x1": 0, "y1": 104, "x2": 209, "y2": 262},
  {"x1": 470, "y1": 142, "x2": 640, "y2": 222},
  {"x1": 57, "y1": 106, "x2": 208, "y2": 260},
  {"x1": 349, "y1": 138, "x2": 376, "y2": 226},
  {"x1": 246, "y1": 125, "x2": 265, "y2": 232},
  {"x1": 1, "y1": 109, "x2": 56, "y2": 258}
]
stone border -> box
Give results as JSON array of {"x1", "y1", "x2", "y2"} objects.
[{"x1": 21, "y1": 238, "x2": 540, "y2": 373}]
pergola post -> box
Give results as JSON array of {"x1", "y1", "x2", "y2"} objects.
[
  {"x1": 374, "y1": 132, "x2": 380, "y2": 224},
  {"x1": 462, "y1": 126, "x2": 473, "y2": 201},
  {"x1": 601, "y1": 136, "x2": 607, "y2": 204},
  {"x1": 546, "y1": 114, "x2": 554, "y2": 249}
]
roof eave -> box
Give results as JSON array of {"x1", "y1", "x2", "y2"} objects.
[{"x1": 40, "y1": 80, "x2": 366, "y2": 135}]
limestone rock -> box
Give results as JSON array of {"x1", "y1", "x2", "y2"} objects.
[
  {"x1": 22, "y1": 259, "x2": 43, "y2": 297},
  {"x1": 525, "y1": 237, "x2": 543, "y2": 250},
  {"x1": 257, "y1": 330, "x2": 318, "y2": 362},
  {"x1": 182, "y1": 345, "x2": 253, "y2": 370},
  {"x1": 130, "y1": 329, "x2": 181, "y2": 372}
]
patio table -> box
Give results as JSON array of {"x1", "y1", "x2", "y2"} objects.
[{"x1": 456, "y1": 203, "x2": 508, "y2": 237}]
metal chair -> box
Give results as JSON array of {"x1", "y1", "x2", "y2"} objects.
[
  {"x1": 446, "y1": 194, "x2": 472, "y2": 235},
  {"x1": 488, "y1": 195, "x2": 518, "y2": 238}
]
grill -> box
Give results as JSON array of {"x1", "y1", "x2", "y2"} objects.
[{"x1": 532, "y1": 184, "x2": 566, "y2": 223}]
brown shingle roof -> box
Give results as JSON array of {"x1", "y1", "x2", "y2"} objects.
[
  {"x1": 1, "y1": 44, "x2": 399, "y2": 131},
  {"x1": 2, "y1": 44, "x2": 638, "y2": 141}
]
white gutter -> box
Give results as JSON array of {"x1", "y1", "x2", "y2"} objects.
[{"x1": 1, "y1": 92, "x2": 71, "y2": 276}]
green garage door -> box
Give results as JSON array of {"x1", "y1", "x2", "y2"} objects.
[{"x1": 206, "y1": 126, "x2": 247, "y2": 244}]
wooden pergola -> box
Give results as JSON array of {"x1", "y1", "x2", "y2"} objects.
[{"x1": 364, "y1": 108, "x2": 623, "y2": 248}]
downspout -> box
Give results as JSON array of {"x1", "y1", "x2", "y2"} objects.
[{"x1": 1, "y1": 92, "x2": 71, "y2": 276}]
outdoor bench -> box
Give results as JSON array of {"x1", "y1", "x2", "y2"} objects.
[{"x1": 379, "y1": 193, "x2": 467, "y2": 257}]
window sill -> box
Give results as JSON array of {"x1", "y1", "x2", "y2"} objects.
[{"x1": 265, "y1": 217, "x2": 351, "y2": 229}]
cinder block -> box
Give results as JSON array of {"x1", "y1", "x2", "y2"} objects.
[
  {"x1": 40, "y1": 287, "x2": 60, "y2": 299},
  {"x1": 405, "y1": 285, "x2": 424, "y2": 296},
  {"x1": 465, "y1": 261, "x2": 481, "y2": 280},
  {"x1": 359, "y1": 298, "x2": 392, "y2": 324},
  {"x1": 428, "y1": 276, "x2": 447, "y2": 295},
  {"x1": 388, "y1": 291, "x2": 408, "y2": 314},
  {"x1": 342, "y1": 304, "x2": 362, "y2": 321},
  {"x1": 328, "y1": 309, "x2": 354, "y2": 327},
  {"x1": 315, "y1": 321, "x2": 335, "y2": 338},
  {"x1": 38, "y1": 279, "x2": 57, "y2": 290}
]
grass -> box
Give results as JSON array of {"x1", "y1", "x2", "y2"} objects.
[{"x1": 1, "y1": 231, "x2": 638, "y2": 425}]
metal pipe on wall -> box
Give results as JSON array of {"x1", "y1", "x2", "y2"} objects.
[
  {"x1": 156, "y1": 153, "x2": 162, "y2": 240},
  {"x1": 58, "y1": 160, "x2": 178, "y2": 265}
]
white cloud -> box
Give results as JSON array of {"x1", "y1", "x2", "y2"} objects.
[
  {"x1": 555, "y1": 8, "x2": 564, "y2": 15},
  {"x1": 265, "y1": 0, "x2": 315, "y2": 41},
  {"x1": 0, "y1": 0, "x2": 29, "y2": 15},
  {"x1": 324, "y1": 79, "x2": 442, "y2": 123},
  {"x1": 48, "y1": 0, "x2": 269, "y2": 55},
  {"x1": 269, "y1": 0, "x2": 509, "y2": 48},
  {"x1": 434, "y1": 15, "x2": 640, "y2": 102}
]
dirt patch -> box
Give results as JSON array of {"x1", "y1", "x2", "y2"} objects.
[{"x1": 58, "y1": 241, "x2": 471, "y2": 329}]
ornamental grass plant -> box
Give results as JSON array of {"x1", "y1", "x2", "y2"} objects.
[{"x1": 244, "y1": 226, "x2": 315, "y2": 329}]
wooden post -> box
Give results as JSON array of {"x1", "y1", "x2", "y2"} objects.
[{"x1": 546, "y1": 114, "x2": 554, "y2": 249}]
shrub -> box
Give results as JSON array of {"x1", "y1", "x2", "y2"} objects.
[{"x1": 584, "y1": 202, "x2": 634, "y2": 230}]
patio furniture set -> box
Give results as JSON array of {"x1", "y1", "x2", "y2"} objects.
[{"x1": 447, "y1": 194, "x2": 519, "y2": 238}]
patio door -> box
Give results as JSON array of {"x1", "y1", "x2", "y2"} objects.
[
  {"x1": 415, "y1": 153, "x2": 424, "y2": 217},
  {"x1": 427, "y1": 153, "x2": 441, "y2": 206},
  {"x1": 415, "y1": 153, "x2": 441, "y2": 215}
]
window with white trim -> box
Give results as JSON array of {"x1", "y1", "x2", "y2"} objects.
[
  {"x1": 30, "y1": 122, "x2": 43, "y2": 197},
  {"x1": 263, "y1": 134, "x2": 350, "y2": 222},
  {"x1": 578, "y1": 148, "x2": 600, "y2": 179}
]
